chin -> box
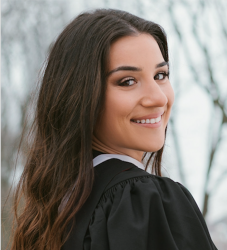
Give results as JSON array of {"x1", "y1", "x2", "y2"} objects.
[
  {"x1": 148, "y1": 145, "x2": 164, "y2": 153},
  {"x1": 139, "y1": 140, "x2": 165, "y2": 153}
]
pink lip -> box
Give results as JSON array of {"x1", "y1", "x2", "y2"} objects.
[
  {"x1": 130, "y1": 112, "x2": 164, "y2": 129},
  {"x1": 131, "y1": 119, "x2": 162, "y2": 128},
  {"x1": 131, "y1": 111, "x2": 164, "y2": 121}
]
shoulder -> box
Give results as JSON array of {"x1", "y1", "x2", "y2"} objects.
[
  {"x1": 93, "y1": 158, "x2": 198, "y2": 218},
  {"x1": 95, "y1": 157, "x2": 184, "y2": 193},
  {"x1": 87, "y1": 159, "x2": 217, "y2": 250},
  {"x1": 95, "y1": 158, "x2": 187, "y2": 208}
]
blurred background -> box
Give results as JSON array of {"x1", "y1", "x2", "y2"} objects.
[{"x1": 1, "y1": 0, "x2": 227, "y2": 249}]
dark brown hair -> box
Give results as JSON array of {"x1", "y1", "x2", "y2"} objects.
[{"x1": 11, "y1": 9, "x2": 169, "y2": 250}]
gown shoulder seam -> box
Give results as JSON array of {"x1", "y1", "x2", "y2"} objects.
[{"x1": 99, "y1": 174, "x2": 153, "y2": 204}]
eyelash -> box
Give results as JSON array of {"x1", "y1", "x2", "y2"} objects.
[
  {"x1": 118, "y1": 71, "x2": 170, "y2": 87},
  {"x1": 154, "y1": 71, "x2": 170, "y2": 80}
]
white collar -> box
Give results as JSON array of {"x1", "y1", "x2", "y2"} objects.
[{"x1": 93, "y1": 154, "x2": 145, "y2": 170}]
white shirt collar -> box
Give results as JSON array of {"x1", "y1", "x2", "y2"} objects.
[{"x1": 93, "y1": 154, "x2": 145, "y2": 170}]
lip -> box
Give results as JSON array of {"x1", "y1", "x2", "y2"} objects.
[
  {"x1": 131, "y1": 116, "x2": 163, "y2": 128},
  {"x1": 131, "y1": 111, "x2": 164, "y2": 121}
]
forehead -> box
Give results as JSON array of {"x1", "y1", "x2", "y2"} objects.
[{"x1": 109, "y1": 33, "x2": 164, "y2": 69}]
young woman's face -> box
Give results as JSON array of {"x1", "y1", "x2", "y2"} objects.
[{"x1": 93, "y1": 33, "x2": 174, "y2": 161}]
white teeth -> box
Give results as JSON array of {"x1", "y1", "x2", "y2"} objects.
[
  {"x1": 150, "y1": 118, "x2": 156, "y2": 124},
  {"x1": 134, "y1": 115, "x2": 162, "y2": 124},
  {"x1": 155, "y1": 116, "x2": 161, "y2": 123}
]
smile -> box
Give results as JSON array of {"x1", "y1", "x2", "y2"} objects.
[
  {"x1": 132, "y1": 116, "x2": 161, "y2": 124},
  {"x1": 130, "y1": 112, "x2": 164, "y2": 128}
]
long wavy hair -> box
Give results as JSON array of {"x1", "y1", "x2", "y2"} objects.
[{"x1": 11, "y1": 9, "x2": 169, "y2": 250}]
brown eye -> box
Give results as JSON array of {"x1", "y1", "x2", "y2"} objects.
[
  {"x1": 119, "y1": 78, "x2": 136, "y2": 86},
  {"x1": 154, "y1": 72, "x2": 169, "y2": 80}
]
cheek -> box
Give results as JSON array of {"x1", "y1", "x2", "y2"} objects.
[
  {"x1": 97, "y1": 88, "x2": 135, "y2": 146},
  {"x1": 94, "y1": 88, "x2": 134, "y2": 148},
  {"x1": 104, "y1": 89, "x2": 134, "y2": 123}
]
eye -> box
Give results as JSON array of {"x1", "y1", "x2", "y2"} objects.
[
  {"x1": 118, "y1": 77, "x2": 137, "y2": 87},
  {"x1": 154, "y1": 71, "x2": 169, "y2": 80}
]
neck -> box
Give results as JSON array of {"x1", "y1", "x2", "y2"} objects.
[{"x1": 92, "y1": 136, "x2": 144, "y2": 162}]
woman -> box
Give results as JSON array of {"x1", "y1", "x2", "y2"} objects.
[{"x1": 11, "y1": 9, "x2": 217, "y2": 250}]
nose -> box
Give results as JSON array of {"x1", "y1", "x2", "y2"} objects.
[{"x1": 140, "y1": 79, "x2": 168, "y2": 108}]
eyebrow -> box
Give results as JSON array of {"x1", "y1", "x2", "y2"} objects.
[
  {"x1": 156, "y1": 61, "x2": 169, "y2": 68},
  {"x1": 107, "y1": 66, "x2": 141, "y2": 76},
  {"x1": 107, "y1": 61, "x2": 169, "y2": 76}
]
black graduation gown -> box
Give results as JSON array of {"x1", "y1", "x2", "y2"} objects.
[{"x1": 63, "y1": 157, "x2": 218, "y2": 250}]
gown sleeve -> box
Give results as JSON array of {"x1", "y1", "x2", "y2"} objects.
[{"x1": 84, "y1": 175, "x2": 218, "y2": 250}]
